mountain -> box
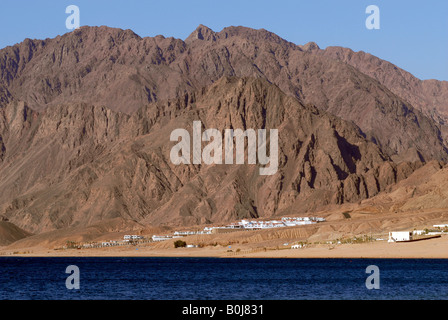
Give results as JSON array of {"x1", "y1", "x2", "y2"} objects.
[
  {"x1": 0, "y1": 76, "x2": 421, "y2": 233},
  {"x1": 0, "y1": 25, "x2": 446, "y2": 162},
  {"x1": 0, "y1": 25, "x2": 445, "y2": 239},
  {"x1": 317, "y1": 46, "x2": 448, "y2": 129}
]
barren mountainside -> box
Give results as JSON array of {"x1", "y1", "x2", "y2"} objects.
[
  {"x1": 318, "y1": 46, "x2": 448, "y2": 128},
  {"x1": 1, "y1": 25, "x2": 447, "y2": 162},
  {"x1": 0, "y1": 77, "x2": 421, "y2": 233},
  {"x1": 0, "y1": 25, "x2": 446, "y2": 239}
]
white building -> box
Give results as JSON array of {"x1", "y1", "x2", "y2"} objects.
[
  {"x1": 388, "y1": 231, "x2": 412, "y2": 242},
  {"x1": 428, "y1": 231, "x2": 443, "y2": 235},
  {"x1": 124, "y1": 235, "x2": 143, "y2": 240},
  {"x1": 433, "y1": 224, "x2": 448, "y2": 229},
  {"x1": 152, "y1": 235, "x2": 172, "y2": 242}
]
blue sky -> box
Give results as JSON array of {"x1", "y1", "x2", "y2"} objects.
[{"x1": 1, "y1": 0, "x2": 447, "y2": 81}]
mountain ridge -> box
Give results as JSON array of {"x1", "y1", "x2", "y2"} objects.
[
  {"x1": 0, "y1": 25, "x2": 446, "y2": 243},
  {"x1": 0, "y1": 76, "x2": 423, "y2": 233},
  {"x1": 1, "y1": 25, "x2": 446, "y2": 162}
]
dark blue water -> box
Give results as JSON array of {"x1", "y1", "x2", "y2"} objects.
[{"x1": 0, "y1": 258, "x2": 447, "y2": 300}]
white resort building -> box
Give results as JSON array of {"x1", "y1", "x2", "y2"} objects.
[{"x1": 388, "y1": 231, "x2": 412, "y2": 242}]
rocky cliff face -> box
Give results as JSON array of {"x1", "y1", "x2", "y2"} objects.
[
  {"x1": 0, "y1": 25, "x2": 445, "y2": 234},
  {"x1": 0, "y1": 77, "x2": 421, "y2": 233},
  {"x1": 1, "y1": 25, "x2": 446, "y2": 162}
]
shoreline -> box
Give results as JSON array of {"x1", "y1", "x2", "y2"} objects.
[{"x1": 3, "y1": 235, "x2": 447, "y2": 259}]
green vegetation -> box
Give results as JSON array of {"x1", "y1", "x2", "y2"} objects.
[
  {"x1": 65, "y1": 240, "x2": 79, "y2": 249},
  {"x1": 342, "y1": 211, "x2": 351, "y2": 219},
  {"x1": 174, "y1": 240, "x2": 187, "y2": 248}
]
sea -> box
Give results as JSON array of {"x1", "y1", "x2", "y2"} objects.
[{"x1": 0, "y1": 257, "x2": 447, "y2": 300}]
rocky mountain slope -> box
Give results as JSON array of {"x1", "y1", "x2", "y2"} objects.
[
  {"x1": 0, "y1": 25, "x2": 446, "y2": 162},
  {"x1": 0, "y1": 220, "x2": 32, "y2": 246},
  {"x1": 0, "y1": 77, "x2": 421, "y2": 233},
  {"x1": 0, "y1": 25, "x2": 446, "y2": 239},
  {"x1": 360, "y1": 160, "x2": 448, "y2": 213},
  {"x1": 317, "y1": 46, "x2": 448, "y2": 129}
]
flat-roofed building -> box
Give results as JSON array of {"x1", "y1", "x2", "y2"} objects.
[{"x1": 388, "y1": 231, "x2": 412, "y2": 242}]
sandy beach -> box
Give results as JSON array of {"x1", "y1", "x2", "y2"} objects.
[
  {"x1": 2, "y1": 209, "x2": 448, "y2": 259},
  {"x1": 2, "y1": 234, "x2": 446, "y2": 259}
]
